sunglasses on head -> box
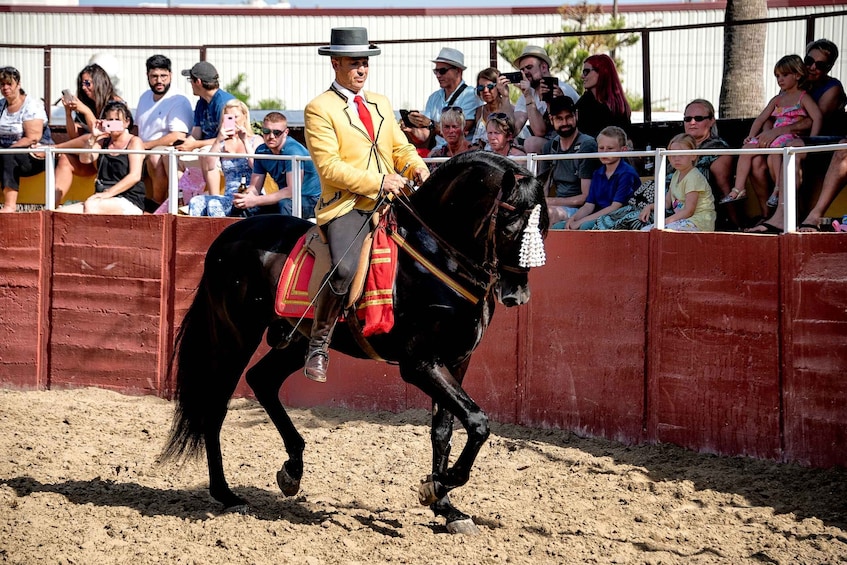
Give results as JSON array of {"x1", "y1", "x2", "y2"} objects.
[
  {"x1": 262, "y1": 127, "x2": 286, "y2": 137},
  {"x1": 441, "y1": 106, "x2": 464, "y2": 114},
  {"x1": 476, "y1": 83, "x2": 496, "y2": 93},
  {"x1": 803, "y1": 55, "x2": 833, "y2": 72},
  {"x1": 683, "y1": 115, "x2": 711, "y2": 123},
  {"x1": 433, "y1": 67, "x2": 453, "y2": 76}
]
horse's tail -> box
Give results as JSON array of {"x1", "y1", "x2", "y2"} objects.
[{"x1": 160, "y1": 255, "x2": 246, "y2": 463}]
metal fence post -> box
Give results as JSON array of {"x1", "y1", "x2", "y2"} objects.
[
  {"x1": 654, "y1": 147, "x2": 666, "y2": 229},
  {"x1": 168, "y1": 149, "x2": 179, "y2": 215}
]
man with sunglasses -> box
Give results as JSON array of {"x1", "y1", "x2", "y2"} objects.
[
  {"x1": 135, "y1": 55, "x2": 193, "y2": 204},
  {"x1": 406, "y1": 47, "x2": 481, "y2": 147},
  {"x1": 232, "y1": 112, "x2": 319, "y2": 218}
]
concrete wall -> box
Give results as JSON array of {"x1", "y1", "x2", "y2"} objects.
[{"x1": 1, "y1": 212, "x2": 845, "y2": 468}]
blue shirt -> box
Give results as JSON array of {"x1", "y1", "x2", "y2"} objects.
[
  {"x1": 253, "y1": 138, "x2": 320, "y2": 197},
  {"x1": 193, "y1": 89, "x2": 235, "y2": 140},
  {"x1": 586, "y1": 160, "x2": 640, "y2": 209}
]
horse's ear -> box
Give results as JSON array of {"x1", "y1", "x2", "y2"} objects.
[{"x1": 501, "y1": 170, "x2": 517, "y2": 193}]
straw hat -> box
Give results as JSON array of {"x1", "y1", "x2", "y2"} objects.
[{"x1": 513, "y1": 45, "x2": 553, "y2": 69}]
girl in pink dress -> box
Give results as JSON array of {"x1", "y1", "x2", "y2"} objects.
[{"x1": 722, "y1": 55, "x2": 822, "y2": 214}]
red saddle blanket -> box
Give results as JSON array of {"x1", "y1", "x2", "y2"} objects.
[{"x1": 275, "y1": 227, "x2": 397, "y2": 337}]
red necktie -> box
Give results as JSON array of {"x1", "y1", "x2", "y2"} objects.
[{"x1": 354, "y1": 95, "x2": 375, "y2": 141}]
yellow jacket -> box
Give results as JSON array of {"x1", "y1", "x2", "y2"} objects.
[{"x1": 304, "y1": 85, "x2": 425, "y2": 225}]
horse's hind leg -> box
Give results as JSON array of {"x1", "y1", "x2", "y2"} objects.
[{"x1": 245, "y1": 338, "x2": 309, "y2": 497}]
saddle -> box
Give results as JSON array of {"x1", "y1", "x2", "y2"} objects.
[{"x1": 275, "y1": 214, "x2": 397, "y2": 338}]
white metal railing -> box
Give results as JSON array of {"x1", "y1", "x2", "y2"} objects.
[{"x1": 8, "y1": 143, "x2": 845, "y2": 233}]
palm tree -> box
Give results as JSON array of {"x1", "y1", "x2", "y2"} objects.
[{"x1": 719, "y1": 0, "x2": 767, "y2": 118}]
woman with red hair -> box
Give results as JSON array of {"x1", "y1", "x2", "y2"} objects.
[{"x1": 575, "y1": 54, "x2": 631, "y2": 138}]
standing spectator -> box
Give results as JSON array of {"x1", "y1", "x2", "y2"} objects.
[
  {"x1": 566, "y1": 126, "x2": 640, "y2": 230},
  {"x1": 54, "y1": 64, "x2": 123, "y2": 203},
  {"x1": 512, "y1": 45, "x2": 580, "y2": 154},
  {"x1": 135, "y1": 54, "x2": 193, "y2": 204},
  {"x1": 538, "y1": 96, "x2": 600, "y2": 228},
  {"x1": 0, "y1": 66, "x2": 50, "y2": 213},
  {"x1": 485, "y1": 113, "x2": 526, "y2": 158},
  {"x1": 471, "y1": 67, "x2": 513, "y2": 149},
  {"x1": 56, "y1": 101, "x2": 145, "y2": 215},
  {"x1": 303, "y1": 27, "x2": 428, "y2": 383},
  {"x1": 188, "y1": 99, "x2": 262, "y2": 217},
  {"x1": 232, "y1": 112, "x2": 320, "y2": 219},
  {"x1": 405, "y1": 48, "x2": 481, "y2": 147},
  {"x1": 427, "y1": 107, "x2": 475, "y2": 170},
  {"x1": 178, "y1": 61, "x2": 235, "y2": 196},
  {"x1": 575, "y1": 54, "x2": 632, "y2": 139},
  {"x1": 640, "y1": 133, "x2": 716, "y2": 231}
]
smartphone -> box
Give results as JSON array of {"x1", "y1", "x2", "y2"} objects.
[
  {"x1": 223, "y1": 114, "x2": 237, "y2": 130},
  {"x1": 399, "y1": 109, "x2": 415, "y2": 128},
  {"x1": 541, "y1": 76, "x2": 559, "y2": 103},
  {"x1": 172, "y1": 139, "x2": 185, "y2": 147},
  {"x1": 503, "y1": 71, "x2": 523, "y2": 84},
  {"x1": 101, "y1": 119, "x2": 125, "y2": 133},
  {"x1": 61, "y1": 89, "x2": 74, "y2": 103}
]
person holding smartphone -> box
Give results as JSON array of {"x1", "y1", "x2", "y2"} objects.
[{"x1": 57, "y1": 101, "x2": 146, "y2": 215}]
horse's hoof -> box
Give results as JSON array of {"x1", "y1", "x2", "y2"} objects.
[
  {"x1": 447, "y1": 518, "x2": 480, "y2": 535},
  {"x1": 417, "y1": 477, "x2": 439, "y2": 506},
  {"x1": 277, "y1": 467, "x2": 301, "y2": 497}
]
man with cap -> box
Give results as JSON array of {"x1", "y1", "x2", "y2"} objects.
[
  {"x1": 303, "y1": 27, "x2": 429, "y2": 383},
  {"x1": 513, "y1": 45, "x2": 579, "y2": 154},
  {"x1": 407, "y1": 47, "x2": 481, "y2": 147},
  {"x1": 178, "y1": 61, "x2": 235, "y2": 196},
  {"x1": 135, "y1": 54, "x2": 193, "y2": 204},
  {"x1": 538, "y1": 96, "x2": 601, "y2": 229}
]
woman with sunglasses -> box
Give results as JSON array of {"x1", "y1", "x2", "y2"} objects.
[
  {"x1": 188, "y1": 99, "x2": 262, "y2": 217},
  {"x1": 51, "y1": 64, "x2": 123, "y2": 205},
  {"x1": 575, "y1": 54, "x2": 631, "y2": 139},
  {"x1": 486, "y1": 113, "x2": 526, "y2": 158},
  {"x1": 471, "y1": 67, "x2": 514, "y2": 149},
  {"x1": 0, "y1": 66, "x2": 51, "y2": 212},
  {"x1": 427, "y1": 107, "x2": 476, "y2": 171}
]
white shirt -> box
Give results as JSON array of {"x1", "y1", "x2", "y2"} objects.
[{"x1": 135, "y1": 88, "x2": 193, "y2": 143}]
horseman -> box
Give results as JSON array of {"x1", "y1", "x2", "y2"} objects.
[{"x1": 303, "y1": 27, "x2": 429, "y2": 383}]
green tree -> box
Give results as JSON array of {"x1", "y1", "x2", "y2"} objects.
[
  {"x1": 223, "y1": 73, "x2": 250, "y2": 105},
  {"x1": 256, "y1": 98, "x2": 285, "y2": 110},
  {"x1": 498, "y1": 2, "x2": 640, "y2": 94}
]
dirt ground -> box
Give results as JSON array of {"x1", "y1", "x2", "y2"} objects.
[{"x1": 1, "y1": 387, "x2": 845, "y2": 564}]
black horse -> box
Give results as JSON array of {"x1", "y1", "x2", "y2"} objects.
[{"x1": 162, "y1": 151, "x2": 549, "y2": 534}]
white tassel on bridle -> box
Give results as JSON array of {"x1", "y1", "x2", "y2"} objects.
[{"x1": 518, "y1": 204, "x2": 546, "y2": 268}]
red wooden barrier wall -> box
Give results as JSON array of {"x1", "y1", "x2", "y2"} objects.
[{"x1": 0, "y1": 212, "x2": 844, "y2": 468}]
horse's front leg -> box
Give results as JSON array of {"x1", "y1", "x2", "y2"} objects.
[
  {"x1": 245, "y1": 340, "x2": 309, "y2": 497},
  {"x1": 402, "y1": 360, "x2": 488, "y2": 534}
]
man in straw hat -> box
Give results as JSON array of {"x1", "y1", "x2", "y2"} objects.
[
  {"x1": 406, "y1": 47, "x2": 481, "y2": 148},
  {"x1": 512, "y1": 45, "x2": 579, "y2": 154},
  {"x1": 302, "y1": 27, "x2": 429, "y2": 383}
]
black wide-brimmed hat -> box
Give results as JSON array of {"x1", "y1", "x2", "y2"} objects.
[{"x1": 318, "y1": 27, "x2": 381, "y2": 58}]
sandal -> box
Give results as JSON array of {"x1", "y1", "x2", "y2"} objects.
[
  {"x1": 745, "y1": 222, "x2": 782, "y2": 234},
  {"x1": 767, "y1": 188, "x2": 780, "y2": 208},
  {"x1": 798, "y1": 223, "x2": 820, "y2": 233},
  {"x1": 719, "y1": 187, "x2": 747, "y2": 205}
]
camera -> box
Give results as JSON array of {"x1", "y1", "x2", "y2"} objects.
[
  {"x1": 503, "y1": 71, "x2": 523, "y2": 84},
  {"x1": 101, "y1": 119, "x2": 124, "y2": 133}
]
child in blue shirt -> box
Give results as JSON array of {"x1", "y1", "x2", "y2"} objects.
[{"x1": 566, "y1": 126, "x2": 641, "y2": 230}]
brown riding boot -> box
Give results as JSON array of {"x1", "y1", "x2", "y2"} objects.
[{"x1": 304, "y1": 288, "x2": 345, "y2": 383}]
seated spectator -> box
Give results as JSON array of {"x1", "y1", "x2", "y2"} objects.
[
  {"x1": 566, "y1": 126, "x2": 640, "y2": 230},
  {"x1": 485, "y1": 113, "x2": 526, "y2": 158},
  {"x1": 57, "y1": 101, "x2": 145, "y2": 215},
  {"x1": 575, "y1": 54, "x2": 632, "y2": 139},
  {"x1": 427, "y1": 107, "x2": 476, "y2": 170},
  {"x1": 178, "y1": 61, "x2": 236, "y2": 197},
  {"x1": 471, "y1": 67, "x2": 514, "y2": 149},
  {"x1": 231, "y1": 112, "x2": 320, "y2": 219},
  {"x1": 538, "y1": 96, "x2": 600, "y2": 228},
  {"x1": 640, "y1": 133, "x2": 716, "y2": 231},
  {"x1": 678, "y1": 99, "x2": 737, "y2": 229},
  {"x1": 404, "y1": 48, "x2": 481, "y2": 148},
  {"x1": 188, "y1": 99, "x2": 262, "y2": 217},
  {"x1": 55, "y1": 64, "x2": 123, "y2": 203},
  {"x1": 0, "y1": 66, "x2": 51, "y2": 213},
  {"x1": 730, "y1": 55, "x2": 821, "y2": 216},
  {"x1": 512, "y1": 45, "x2": 580, "y2": 154},
  {"x1": 799, "y1": 140, "x2": 847, "y2": 231},
  {"x1": 135, "y1": 54, "x2": 193, "y2": 204}
]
